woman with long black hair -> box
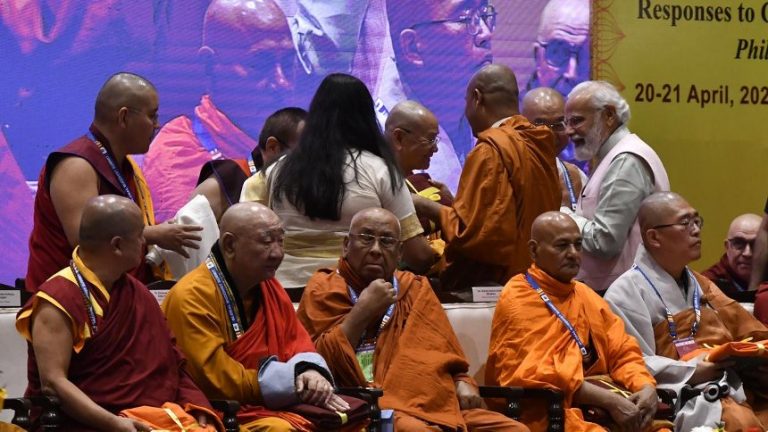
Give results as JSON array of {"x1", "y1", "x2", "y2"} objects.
[{"x1": 269, "y1": 73, "x2": 430, "y2": 288}]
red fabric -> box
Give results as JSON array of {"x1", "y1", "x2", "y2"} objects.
[
  {"x1": 23, "y1": 273, "x2": 210, "y2": 430},
  {"x1": 25, "y1": 126, "x2": 152, "y2": 292},
  {"x1": 702, "y1": 253, "x2": 749, "y2": 298},
  {"x1": 753, "y1": 283, "x2": 768, "y2": 325}
]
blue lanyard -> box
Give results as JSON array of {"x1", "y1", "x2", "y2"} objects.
[
  {"x1": 192, "y1": 115, "x2": 223, "y2": 160},
  {"x1": 88, "y1": 132, "x2": 135, "y2": 201},
  {"x1": 557, "y1": 158, "x2": 577, "y2": 210},
  {"x1": 346, "y1": 277, "x2": 398, "y2": 350},
  {"x1": 206, "y1": 254, "x2": 244, "y2": 339},
  {"x1": 633, "y1": 265, "x2": 701, "y2": 340},
  {"x1": 70, "y1": 260, "x2": 99, "y2": 335},
  {"x1": 525, "y1": 273, "x2": 589, "y2": 357}
]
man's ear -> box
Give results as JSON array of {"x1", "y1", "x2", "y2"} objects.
[
  {"x1": 645, "y1": 229, "x2": 662, "y2": 249},
  {"x1": 528, "y1": 239, "x2": 538, "y2": 261},
  {"x1": 392, "y1": 128, "x2": 407, "y2": 152},
  {"x1": 117, "y1": 107, "x2": 129, "y2": 128},
  {"x1": 264, "y1": 136, "x2": 282, "y2": 156},
  {"x1": 110, "y1": 236, "x2": 123, "y2": 254},
  {"x1": 220, "y1": 232, "x2": 236, "y2": 258},
  {"x1": 398, "y1": 29, "x2": 424, "y2": 67},
  {"x1": 342, "y1": 235, "x2": 350, "y2": 258}
]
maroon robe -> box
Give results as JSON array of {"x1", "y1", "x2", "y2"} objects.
[
  {"x1": 702, "y1": 253, "x2": 752, "y2": 301},
  {"x1": 17, "y1": 263, "x2": 209, "y2": 431},
  {"x1": 25, "y1": 126, "x2": 153, "y2": 292}
]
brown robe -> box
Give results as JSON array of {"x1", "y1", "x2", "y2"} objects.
[
  {"x1": 439, "y1": 116, "x2": 559, "y2": 293},
  {"x1": 297, "y1": 269, "x2": 528, "y2": 432}
]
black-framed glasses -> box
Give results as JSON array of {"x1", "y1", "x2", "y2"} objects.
[
  {"x1": 532, "y1": 119, "x2": 566, "y2": 133},
  {"x1": 539, "y1": 39, "x2": 588, "y2": 68},
  {"x1": 349, "y1": 233, "x2": 400, "y2": 249},
  {"x1": 728, "y1": 236, "x2": 755, "y2": 251},
  {"x1": 408, "y1": 5, "x2": 497, "y2": 36},
  {"x1": 653, "y1": 216, "x2": 704, "y2": 232},
  {"x1": 400, "y1": 127, "x2": 441, "y2": 147},
  {"x1": 127, "y1": 107, "x2": 159, "y2": 123}
]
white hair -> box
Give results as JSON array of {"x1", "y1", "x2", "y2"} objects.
[{"x1": 568, "y1": 80, "x2": 631, "y2": 125}]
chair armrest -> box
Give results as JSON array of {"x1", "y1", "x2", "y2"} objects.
[
  {"x1": 209, "y1": 399, "x2": 240, "y2": 432},
  {"x1": 4, "y1": 397, "x2": 32, "y2": 429},
  {"x1": 336, "y1": 387, "x2": 383, "y2": 432},
  {"x1": 30, "y1": 395, "x2": 61, "y2": 430},
  {"x1": 479, "y1": 386, "x2": 564, "y2": 432}
]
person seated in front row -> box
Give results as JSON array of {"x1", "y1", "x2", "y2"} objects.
[
  {"x1": 486, "y1": 211, "x2": 658, "y2": 431},
  {"x1": 605, "y1": 192, "x2": 768, "y2": 431},
  {"x1": 16, "y1": 195, "x2": 219, "y2": 432},
  {"x1": 162, "y1": 202, "x2": 353, "y2": 431},
  {"x1": 196, "y1": 107, "x2": 307, "y2": 221},
  {"x1": 297, "y1": 207, "x2": 528, "y2": 431},
  {"x1": 702, "y1": 213, "x2": 761, "y2": 299},
  {"x1": 384, "y1": 100, "x2": 452, "y2": 275}
]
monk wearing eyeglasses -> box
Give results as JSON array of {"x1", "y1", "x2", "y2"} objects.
[
  {"x1": 298, "y1": 207, "x2": 527, "y2": 431},
  {"x1": 702, "y1": 213, "x2": 762, "y2": 299}
]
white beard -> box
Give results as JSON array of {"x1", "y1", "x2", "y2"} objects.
[{"x1": 574, "y1": 121, "x2": 605, "y2": 161}]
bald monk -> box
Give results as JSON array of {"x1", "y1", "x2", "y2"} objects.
[
  {"x1": 487, "y1": 211, "x2": 658, "y2": 431},
  {"x1": 162, "y1": 203, "x2": 356, "y2": 431},
  {"x1": 522, "y1": 87, "x2": 587, "y2": 211},
  {"x1": 605, "y1": 192, "x2": 768, "y2": 431},
  {"x1": 413, "y1": 64, "x2": 560, "y2": 293},
  {"x1": 17, "y1": 196, "x2": 220, "y2": 432},
  {"x1": 25, "y1": 72, "x2": 202, "y2": 292},
  {"x1": 702, "y1": 213, "x2": 762, "y2": 299},
  {"x1": 298, "y1": 208, "x2": 528, "y2": 431},
  {"x1": 144, "y1": 0, "x2": 301, "y2": 222},
  {"x1": 385, "y1": 100, "x2": 451, "y2": 274}
]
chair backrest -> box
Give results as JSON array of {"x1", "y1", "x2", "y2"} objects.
[{"x1": 443, "y1": 303, "x2": 496, "y2": 384}]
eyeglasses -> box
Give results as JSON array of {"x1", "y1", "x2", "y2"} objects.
[
  {"x1": 653, "y1": 216, "x2": 704, "y2": 232},
  {"x1": 400, "y1": 128, "x2": 441, "y2": 147},
  {"x1": 539, "y1": 39, "x2": 587, "y2": 68},
  {"x1": 409, "y1": 5, "x2": 497, "y2": 36},
  {"x1": 728, "y1": 236, "x2": 755, "y2": 251},
  {"x1": 349, "y1": 233, "x2": 400, "y2": 249},
  {"x1": 532, "y1": 119, "x2": 566, "y2": 133},
  {"x1": 127, "y1": 107, "x2": 159, "y2": 123}
]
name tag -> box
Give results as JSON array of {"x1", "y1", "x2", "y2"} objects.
[
  {"x1": 0, "y1": 290, "x2": 21, "y2": 307},
  {"x1": 150, "y1": 289, "x2": 169, "y2": 304},
  {"x1": 472, "y1": 286, "x2": 503, "y2": 302},
  {"x1": 674, "y1": 336, "x2": 700, "y2": 358}
]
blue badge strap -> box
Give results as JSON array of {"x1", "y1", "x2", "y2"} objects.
[
  {"x1": 70, "y1": 260, "x2": 98, "y2": 335},
  {"x1": 206, "y1": 255, "x2": 244, "y2": 339},
  {"x1": 247, "y1": 154, "x2": 257, "y2": 176},
  {"x1": 192, "y1": 115, "x2": 222, "y2": 160},
  {"x1": 557, "y1": 158, "x2": 577, "y2": 210},
  {"x1": 525, "y1": 273, "x2": 589, "y2": 357},
  {"x1": 634, "y1": 265, "x2": 701, "y2": 339},
  {"x1": 347, "y1": 277, "x2": 399, "y2": 349},
  {"x1": 88, "y1": 132, "x2": 135, "y2": 201}
]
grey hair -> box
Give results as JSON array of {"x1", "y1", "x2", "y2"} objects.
[{"x1": 568, "y1": 80, "x2": 631, "y2": 125}]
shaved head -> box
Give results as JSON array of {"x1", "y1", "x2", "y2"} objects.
[
  {"x1": 385, "y1": 101, "x2": 439, "y2": 172},
  {"x1": 94, "y1": 72, "x2": 156, "y2": 122},
  {"x1": 538, "y1": 0, "x2": 590, "y2": 43},
  {"x1": 385, "y1": 101, "x2": 437, "y2": 133},
  {"x1": 728, "y1": 214, "x2": 761, "y2": 239},
  {"x1": 469, "y1": 64, "x2": 520, "y2": 109},
  {"x1": 528, "y1": 211, "x2": 582, "y2": 283},
  {"x1": 638, "y1": 192, "x2": 689, "y2": 234},
  {"x1": 522, "y1": 87, "x2": 568, "y2": 152},
  {"x1": 220, "y1": 202, "x2": 281, "y2": 238},
  {"x1": 79, "y1": 195, "x2": 143, "y2": 250},
  {"x1": 345, "y1": 208, "x2": 402, "y2": 283}
]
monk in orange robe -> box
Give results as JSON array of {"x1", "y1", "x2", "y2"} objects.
[
  {"x1": 163, "y1": 202, "x2": 357, "y2": 432},
  {"x1": 487, "y1": 211, "x2": 659, "y2": 432},
  {"x1": 298, "y1": 207, "x2": 528, "y2": 431},
  {"x1": 16, "y1": 196, "x2": 221, "y2": 432},
  {"x1": 413, "y1": 65, "x2": 560, "y2": 294}
]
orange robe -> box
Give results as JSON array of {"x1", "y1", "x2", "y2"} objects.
[
  {"x1": 486, "y1": 265, "x2": 656, "y2": 432},
  {"x1": 439, "y1": 116, "x2": 559, "y2": 292},
  {"x1": 298, "y1": 268, "x2": 528, "y2": 432}
]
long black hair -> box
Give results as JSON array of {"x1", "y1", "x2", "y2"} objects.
[{"x1": 272, "y1": 73, "x2": 402, "y2": 221}]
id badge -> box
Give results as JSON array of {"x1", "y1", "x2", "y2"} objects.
[
  {"x1": 355, "y1": 346, "x2": 375, "y2": 383},
  {"x1": 673, "y1": 336, "x2": 700, "y2": 358}
]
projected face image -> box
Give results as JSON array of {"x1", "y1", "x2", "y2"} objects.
[{"x1": 527, "y1": 0, "x2": 590, "y2": 96}]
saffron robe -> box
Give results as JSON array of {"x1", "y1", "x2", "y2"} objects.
[
  {"x1": 161, "y1": 246, "x2": 336, "y2": 431},
  {"x1": 143, "y1": 95, "x2": 257, "y2": 222},
  {"x1": 16, "y1": 248, "x2": 213, "y2": 431},
  {"x1": 25, "y1": 125, "x2": 157, "y2": 292},
  {"x1": 605, "y1": 246, "x2": 768, "y2": 431},
  {"x1": 439, "y1": 116, "x2": 560, "y2": 293},
  {"x1": 486, "y1": 265, "x2": 656, "y2": 432},
  {"x1": 297, "y1": 268, "x2": 528, "y2": 432}
]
